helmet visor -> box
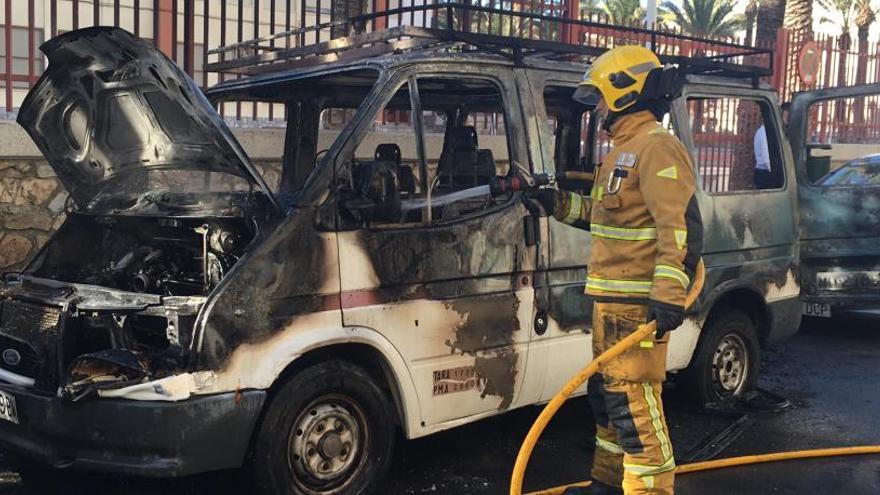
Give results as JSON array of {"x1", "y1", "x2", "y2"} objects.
[{"x1": 572, "y1": 84, "x2": 601, "y2": 107}]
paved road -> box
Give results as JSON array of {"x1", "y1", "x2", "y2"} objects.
[{"x1": 1, "y1": 317, "x2": 879, "y2": 494}]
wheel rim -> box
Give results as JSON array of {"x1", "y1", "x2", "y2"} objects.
[
  {"x1": 288, "y1": 394, "x2": 369, "y2": 494},
  {"x1": 712, "y1": 332, "x2": 749, "y2": 396}
]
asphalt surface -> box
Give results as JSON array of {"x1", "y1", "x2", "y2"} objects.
[{"x1": 1, "y1": 316, "x2": 879, "y2": 494}]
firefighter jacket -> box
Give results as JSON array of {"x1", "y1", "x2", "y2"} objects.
[{"x1": 553, "y1": 110, "x2": 703, "y2": 309}]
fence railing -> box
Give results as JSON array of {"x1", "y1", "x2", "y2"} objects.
[
  {"x1": 3, "y1": 2, "x2": 880, "y2": 118},
  {"x1": 203, "y1": 2, "x2": 769, "y2": 80}
]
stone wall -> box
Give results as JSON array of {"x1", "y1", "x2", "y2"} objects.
[
  {"x1": 0, "y1": 122, "x2": 290, "y2": 274},
  {"x1": 0, "y1": 159, "x2": 67, "y2": 271},
  {"x1": 0, "y1": 119, "x2": 68, "y2": 273}
]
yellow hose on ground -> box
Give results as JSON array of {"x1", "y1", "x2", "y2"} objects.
[
  {"x1": 526, "y1": 446, "x2": 880, "y2": 495},
  {"x1": 509, "y1": 260, "x2": 706, "y2": 495},
  {"x1": 511, "y1": 259, "x2": 880, "y2": 495}
]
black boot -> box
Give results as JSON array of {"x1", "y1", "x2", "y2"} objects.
[{"x1": 561, "y1": 480, "x2": 624, "y2": 495}]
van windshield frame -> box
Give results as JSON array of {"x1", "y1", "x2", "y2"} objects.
[{"x1": 206, "y1": 66, "x2": 386, "y2": 207}]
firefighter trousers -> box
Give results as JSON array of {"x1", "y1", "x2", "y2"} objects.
[{"x1": 588, "y1": 302, "x2": 675, "y2": 495}]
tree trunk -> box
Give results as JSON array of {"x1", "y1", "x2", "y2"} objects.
[
  {"x1": 732, "y1": 100, "x2": 762, "y2": 191},
  {"x1": 745, "y1": 13, "x2": 757, "y2": 45},
  {"x1": 744, "y1": 0, "x2": 759, "y2": 45},
  {"x1": 854, "y1": 22, "x2": 872, "y2": 140},
  {"x1": 783, "y1": 0, "x2": 813, "y2": 40},
  {"x1": 836, "y1": 33, "x2": 852, "y2": 140},
  {"x1": 755, "y1": 0, "x2": 786, "y2": 49}
]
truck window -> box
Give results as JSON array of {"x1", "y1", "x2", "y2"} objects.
[
  {"x1": 687, "y1": 97, "x2": 784, "y2": 193},
  {"x1": 416, "y1": 77, "x2": 512, "y2": 222},
  {"x1": 542, "y1": 86, "x2": 593, "y2": 190},
  {"x1": 542, "y1": 85, "x2": 678, "y2": 192},
  {"x1": 212, "y1": 98, "x2": 286, "y2": 192},
  {"x1": 804, "y1": 94, "x2": 880, "y2": 187},
  {"x1": 212, "y1": 69, "x2": 383, "y2": 197},
  {"x1": 348, "y1": 81, "x2": 424, "y2": 214},
  {"x1": 349, "y1": 76, "x2": 513, "y2": 226}
]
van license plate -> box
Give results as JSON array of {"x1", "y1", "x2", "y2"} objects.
[
  {"x1": 0, "y1": 390, "x2": 18, "y2": 424},
  {"x1": 803, "y1": 303, "x2": 831, "y2": 318}
]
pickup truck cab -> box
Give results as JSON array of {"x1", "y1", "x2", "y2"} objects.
[{"x1": 0, "y1": 22, "x2": 800, "y2": 494}]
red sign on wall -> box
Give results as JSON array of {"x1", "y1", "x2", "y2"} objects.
[{"x1": 798, "y1": 41, "x2": 821, "y2": 86}]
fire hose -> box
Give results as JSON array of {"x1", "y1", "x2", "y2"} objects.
[{"x1": 509, "y1": 255, "x2": 880, "y2": 495}]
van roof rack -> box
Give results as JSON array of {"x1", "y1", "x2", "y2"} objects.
[{"x1": 205, "y1": 2, "x2": 772, "y2": 81}]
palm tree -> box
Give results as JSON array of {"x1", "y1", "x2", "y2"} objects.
[
  {"x1": 817, "y1": 0, "x2": 859, "y2": 34},
  {"x1": 602, "y1": 0, "x2": 645, "y2": 25},
  {"x1": 855, "y1": 0, "x2": 877, "y2": 85},
  {"x1": 660, "y1": 0, "x2": 744, "y2": 38},
  {"x1": 783, "y1": 0, "x2": 813, "y2": 39},
  {"x1": 754, "y1": 0, "x2": 786, "y2": 49},
  {"x1": 817, "y1": 0, "x2": 858, "y2": 127},
  {"x1": 581, "y1": 0, "x2": 604, "y2": 17},
  {"x1": 744, "y1": 0, "x2": 758, "y2": 44},
  {"x1": 817, "y1": 0, "x2": 858, "y2": 87}
]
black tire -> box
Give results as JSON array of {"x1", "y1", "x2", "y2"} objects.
[
  {"x1": 252, "y1": 359, "x2": 396, "y2": 495},
  {"x1": 680, "y1": 309, "x2": 761, "y2": 406}
]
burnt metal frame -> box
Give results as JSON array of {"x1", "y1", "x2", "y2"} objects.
[{"x1": 205, "y1": 2, "x2": 773, "y2": 80}]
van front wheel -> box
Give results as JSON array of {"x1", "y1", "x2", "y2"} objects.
[
  {"x1": 252, "y1": 360, "x2": 396, "y2": 495},
  {"x1": 681, "y1": 309, "x2": 760, "y2": 406}
]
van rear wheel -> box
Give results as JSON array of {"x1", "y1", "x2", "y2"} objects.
[
  {"x1": 252, "y1": 360, "x2": 396, "y2": 495},
  {"x1": 681, "y1": 309, "x2": 760, "y2": 406}
]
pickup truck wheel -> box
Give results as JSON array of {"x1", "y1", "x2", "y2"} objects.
[
  {"x1": 681, "y1": 309, "x2": 760, "y2": 406},
  {"x1": 252, "y1": 360, "x2": 396, "y2": 495}
]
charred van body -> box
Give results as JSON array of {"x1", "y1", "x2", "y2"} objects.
[{"x1": 0, "y1": 23, "x2": 805, "y2": 493}]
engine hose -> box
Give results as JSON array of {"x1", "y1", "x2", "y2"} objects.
[{"x1": 511, "y1": 259, "x2": 880, "y2": 495}]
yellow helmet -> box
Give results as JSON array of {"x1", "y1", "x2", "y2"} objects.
[{"x1": 573, "y1": 45, "x2": 662, "y2": 112}]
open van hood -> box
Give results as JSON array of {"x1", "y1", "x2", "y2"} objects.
[{"x1": 17, "y1": 27, "x2": 275, "y2": 208}]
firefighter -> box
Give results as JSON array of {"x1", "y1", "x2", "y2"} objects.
[{"x1": 531, "y1": 46, "x2": 703, "y2": 495}]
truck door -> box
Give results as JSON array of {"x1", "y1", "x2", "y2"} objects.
[
  {"x1": 336, "y1": 70, "x2": 538, "y2": 426},
  {"x1": 789, "y1": 84, "x2": 880, "y2": 317},
  {"x1": 517, "y1": 68, "x2": 594, "y2": 402}
]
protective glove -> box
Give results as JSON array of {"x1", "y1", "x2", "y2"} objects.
[
  {"x1": 648, "y1": 301, "x2": 684, "y2": 339},
  {"x1": 525, "y1": 188, "x2": 561, "y2": 216}
]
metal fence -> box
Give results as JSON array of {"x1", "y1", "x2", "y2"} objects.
[
  {"x1": 2, "y1": 0, "x2": 771, "y2": 114},
  {"x1": 4, "y1": 2, "x2": 880, "y2": 132}
]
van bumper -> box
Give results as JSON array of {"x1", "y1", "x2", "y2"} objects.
[
  {"x1": 0, "y1": 383, "x2": 265, "y2": 477},
  {"x1": 766, "y1": 296, "x2": 802, "y2": 342},
  {"x1": 803, "y1": 293, "x2": 880, "y2": 319}
]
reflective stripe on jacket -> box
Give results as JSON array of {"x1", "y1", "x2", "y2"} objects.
[{"x1": 553, "y1": 110, "x2": 703, "y2": 308}]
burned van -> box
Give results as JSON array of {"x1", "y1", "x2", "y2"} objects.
[
  {"x1": 789, "y1": 84, "x2": 880, "y2": 320},
  {"x1": 0, "y1": 25, "x2": 800, "y2": 494}
]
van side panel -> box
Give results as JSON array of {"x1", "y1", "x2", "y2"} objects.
[
  {"x1": 196, "y1": 209, "x2": 343, "y2": 369},
  {"x1": 675, "y1": 85, "x2": 801, "y2": 342}
]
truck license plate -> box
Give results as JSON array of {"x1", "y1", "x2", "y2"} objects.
[
  {"x1": 803, "y1": 303, "x2": 831, "y2": 318},
  {"x1": 0, "y1": 390, "x2": 18, "y2": 424}
]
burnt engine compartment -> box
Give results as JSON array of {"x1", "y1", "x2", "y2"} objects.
[
  {"x1": 4, "y1": 210, "x2": 262, "y2": 399},
  {"x1": 29, "y1": 212, "x2": 253, "y2": 296}
]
